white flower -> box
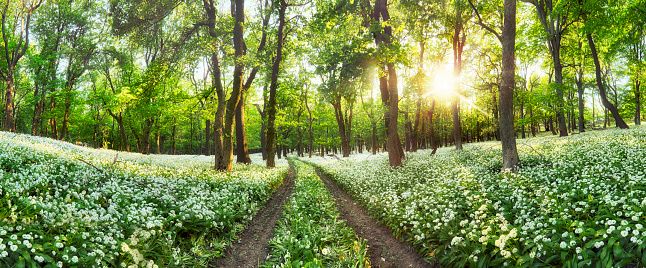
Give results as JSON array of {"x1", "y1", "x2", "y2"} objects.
[
  {"x1": 576, "y1": 247, "x2": 582, "y2": 254},
  {"x1": 560, "y1": 241, "x2": 567, "y2": 249},
  {"x1": 451, "y1": 236, "x2": 464, "y2": 246},
  {"x1": 71, "y1": 256, "x2": 78, "y2": 263},
  {"x1": 621, "y1": 230, "x2": 629, "y2": 237},
  {"x1": 10, "y1": 245, "x2": 18, "y2": 251}
]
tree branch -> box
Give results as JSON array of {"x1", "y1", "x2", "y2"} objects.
[{"x1": 467, "y1": 0, "x2": 502, "y2": 42}]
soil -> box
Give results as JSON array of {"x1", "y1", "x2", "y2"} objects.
[
  {"x1": 314, "y1": 168, "x2": 438, "y2": 268},
  {"x1": 211, "y1": 164, "x2": 296, "y2": 268}
]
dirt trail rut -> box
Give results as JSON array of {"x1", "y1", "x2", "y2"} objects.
[
  {"x1": 314, "y1": 168, "x2": 436, "y2": 268},
  {"x1": 212, "y1": 164, "x2": 295, "y2": 268}
]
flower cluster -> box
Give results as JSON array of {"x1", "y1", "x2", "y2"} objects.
[
  {"x1": 0, "y1": 132, "x2": 288, "y2": 267},
  {"x1": 305, "y1": 126, "x2": 646, "y2": 267}
]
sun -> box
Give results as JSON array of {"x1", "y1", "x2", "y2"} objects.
[{"x1": 424, "y1": 68, "x2": 455, "y2": 100}]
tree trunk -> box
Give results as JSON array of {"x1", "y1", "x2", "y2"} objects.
[
  {"x1": 155, "y1": 130, "x2": 160, "y2": 154},
  {"x1": 499, "y1": 0, "x2": 519, "y2": 170},
  {"x1": 305, "y1": 87, "x2": 314, "y2": 158},
  {"x1": 404, "y1": 113, "x2": 412, "y2": 152},
  {"x1": 171, "y1": 124, "x2": 177, "y2": 155},
  {"x1": 386, "y1": 63, "x2": 404, "y2": 166},
  {"x1": 548, "y1": 115, "x2": 556, "y2": 135},
  {"x1": 3, "y1": 79, "x2": 15, "y2": 132},
  {"x1": 255, "y1": 103, "x2": 267, "y2": 160},
  {"x1": 265, "y1": 0, "x2": 287, "y2": 168},
  {"x1": 332, "y1": 102, "x2": 350, "y2": 157},
  {"x1": 140, "y1": 118, "x2": 154, "y2": 154},
  {"x1": 577, "y1": 69, "x2": 585, "y2": 133},
  {"x1": 205, "y1": 119, "x2": 211, "y2": 155},
  {"x1": 635, "y1": 78, "x2": 641, "y2": 125},
  {"x1": 235, "y1": 89, "x2": 251, "y2": 163},
  {"x1": 60, "y1": 84, "x2": 74, "y2": 141},
  {"x1": 215, "y1": 0, "x2": 246, "y2": 171},
  {"x1": 429, "y1": 99, "x2": 436, "y2": 149},
  {"x1": 587, "y1": 33, "x2": 629, "y2": 129},
  {"x1": 411, "y1": 99, "x2": 421, "y2": 152}
]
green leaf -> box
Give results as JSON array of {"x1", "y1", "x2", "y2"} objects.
[
  {"x1": 16, "y1": 258, "x2": 25, "y2": 268},
  {"x1": 615, "y1": 258, "x2": 632, "y2": 267},
  {"x1": 21, "y1": 251, "x2": 31, "y2": 263},
  {"x1": 613, "y1": 243, "x2": 623, "y2": 258}
]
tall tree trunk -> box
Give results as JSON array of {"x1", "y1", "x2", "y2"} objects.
[
  {"x1": 215, "y1": 0, "x2": 246, "y2": 171},
  {"x1": 234, "y1": 0, "x2": 270, "y2": 162},
  {"x1": 235, "y1": 89, "x2": 251, "y2": 163},
  {"x1": 548, "y1": 114, "x2": 556, "y2": 135},
  {"x1": 386, "y1": 63, "x2": 403, "y2": 166},
  {"x1": 255, "y1": 103, "x2": 267, "y2": 160},
  {"x1": 371, "y1": 122, "x2": 378, "y2": 155},
  {"x1": 370, "y1": 0, "x2": 404, "y2": 166},
  {"x1": 552, "y1": 43, "x2": 568, "y2": 136},
  {"x1": 332, "y1": 101, "x2": 350, "y2": 157},
  {"x1": 205, "y1": 119, "x2": 211, "y2": 155},
  {"x1": 171, "y1": 123, "x2": 177, "y2": 155},
  {"x1": 140, "y1": 118, "x2": 154, "y2": 154},
  {"x1": 305, "y1": 86, "x2": 314, "y2": 158},
  {"x1": 429, "y1": 99, "x2": 436, "y2": 149},
  {"x1": 411, "y1": 99, "x2": 421, "y2": 152},
  {"x1": 635, "y1": 78, "x2": 641, "y2": 125},
  {"x1": 587, "y1": 33, "x2": 629, "y2": 129},
  {"x1": 404, "y1": 113, "x2": 412, "y2": 152},
  {"x1": 266, "y1": 0, "x2": 287, "y2": 168},
  {"x1": 577, "y1": 69, "x2": 585, "y2": 132},
  {"x1": 451, "y1": 6, "x2": 466, "y2": 150},
  {"x1": 2, "y1": 1, "x2": 42, "y2": 132},
  {"x1": 155, "y1": 130, "x2": 160, "y2": 154},
  {"x1": 499, "y1": 0, "x2": 519, "y2": 170},
  {"x1": 3, "y1": 79, "x2": 15, "y2": 132}
]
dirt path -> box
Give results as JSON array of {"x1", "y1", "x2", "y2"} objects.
[
  {"x1": 314, "y1": 168, "x2": 436, "y2": 268},
  {"x1": 211, "y1": 164, "x2": 295, "y2": 268}
]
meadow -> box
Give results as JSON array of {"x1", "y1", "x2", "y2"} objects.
[
  {"x1": 0, "y1": 132, "x2": 288, "y2": 267},
  {"x1": 304, "y1": 126, "x2": 646, "y2": 267},
  {"x1": 3, "y1": 126, "x2": 646, "y2": 267}
]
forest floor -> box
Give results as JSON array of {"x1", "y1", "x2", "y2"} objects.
[
  {"x1": 212, "y1": 165, "x2": 296, "y2": 268},
  {"x1": 212, "y1": 161, "x2": 434, "y2": 267}
]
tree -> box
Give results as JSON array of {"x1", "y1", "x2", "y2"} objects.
[
  {"x1": 521, "y1": 0, "x2": 580, "y2": 137},
  {"x1": 235, "y1": 0, "x2": 272, "y2": 164},
  {"x1": 266, "y1": 0, "x2": 288, "y2": 168},
  {"x1": 362, "y1": 0, "x2": 405, "y2": 166},
  {"x1": 1, "y1": 0, "x2": 44, "y2": 132},
  {"x1": 582, "y1": 0, "x2": 629, "y2": 129},
  {"x1": 312, "y1": 14, "x2": 368, "y2": 157},
  {"x1": 468, "y1": 0, "x2": 519, "y2": 169}
]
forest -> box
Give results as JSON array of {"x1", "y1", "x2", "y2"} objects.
[
  {"x1": 2, "y1": 0, "x2": 646, "y2": 267},
  {"x1": 0, "y1": 0, "x2": 642, "y2": 170}
]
